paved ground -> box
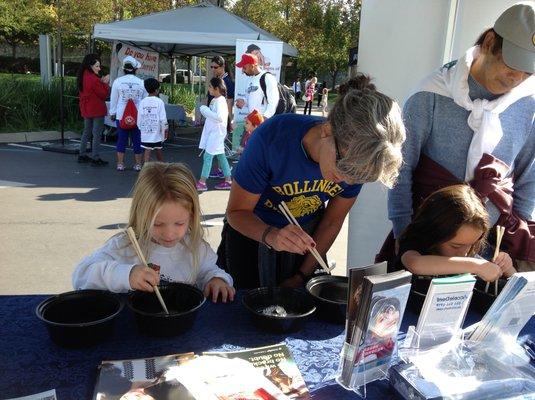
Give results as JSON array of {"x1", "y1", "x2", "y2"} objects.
[{"x1": 0, "y1": 105, "x2": 359, "y2": 295}]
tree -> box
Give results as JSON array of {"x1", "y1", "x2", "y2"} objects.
[
  {"x1": 0, "y1": 0, "x2": 55, "y2": 58},
  {"x1": 230, "y1": 0, "x2": 361, "y2": 87}
]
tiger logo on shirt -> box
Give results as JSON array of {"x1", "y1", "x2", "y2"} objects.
[{"x1": 287, "y1": 195, "x2": 322, "y2": 218}]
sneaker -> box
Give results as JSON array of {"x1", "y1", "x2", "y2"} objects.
[
  {"x1": 78, "y1": 155, "x2": 91, "y2": 163},
  {"x1": 196, "y1": 181, "x2": 207, "y2": 191},
  {"x1": 214, "y1": 181, "x2": 232, "y2": 190},
  {"x1": 133, "y1": 164, "x2": 142, "y2": 171},
  {"x1": 209, "y1": 168, "x2": 224, "y2": 178},
  {"x1": 116, "y1": 163, "x2": 125, "y2": 171},
  {"x1": 91, "y1": 158, "x2": 109, "y2": 166}
]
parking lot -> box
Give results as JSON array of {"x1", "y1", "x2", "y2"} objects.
[{"x1": 0, "y1": 129, "x2": 350, "y2": 295}]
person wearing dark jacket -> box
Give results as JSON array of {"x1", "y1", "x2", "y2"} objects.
[{"x1": 77, "y1": 54, "x2": 110, "y2": 166}]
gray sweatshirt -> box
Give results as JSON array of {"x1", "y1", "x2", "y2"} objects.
[{"x1": 389, "y1": 75, "x2": 535, "y2": 238}]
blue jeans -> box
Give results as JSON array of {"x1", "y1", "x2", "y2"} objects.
[{"x1": 80, "y1": 117, "x2": 104, "y2": 158}]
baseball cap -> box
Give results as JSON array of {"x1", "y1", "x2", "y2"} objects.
[
  {"x1": 235, "y1": 53, "x2": 258, "y2": 68},
  {"x1": 122, "y1": 55, "x2": 141, "y2": 70},
  {"x1": 493, "y1": 1, "x2": 535, "y2": 73}
]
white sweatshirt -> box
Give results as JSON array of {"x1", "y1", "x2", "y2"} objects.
[
  {"x1": 72, "y1": 233, "x2": 233, "y2": 293},
  {"x1": 109, "y1": 74, "x2": 147, "y2": 120}
]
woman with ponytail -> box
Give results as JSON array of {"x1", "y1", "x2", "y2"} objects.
[{"x1": 218, "y1": 74, "x2": 407, "y2": 289}]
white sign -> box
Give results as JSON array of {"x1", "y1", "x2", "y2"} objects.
[
  {"x1": 110, "y1": 41, "x2": 159, "y2": 84},
  {"x1": 233, "y1": 39, "x2": 283, "y2": 123}
]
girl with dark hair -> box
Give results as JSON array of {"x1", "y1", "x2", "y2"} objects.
[
  {"x1": 397, "y1": 185, "x2": 515, "y2": 281},
  {"x1": 196, "y1": 78, "x2": 232, "y2": 191},
  {"x1": 77, "y1": 53, "x2": 110, "y2": 166}
]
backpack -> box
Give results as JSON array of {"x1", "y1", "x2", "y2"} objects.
[
  {"x1": 119, "y1": 99, "x2": 138, "y2": 130},
  {"x1": 259, "y1": 72, "x2": 297, "y2": 115}
]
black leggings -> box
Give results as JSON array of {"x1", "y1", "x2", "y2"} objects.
[{"x1": 303, "y1": 101, "x2": 313, "y2": 115}]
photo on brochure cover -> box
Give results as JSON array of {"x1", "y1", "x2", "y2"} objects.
[{"x1": 355, "y1": 297, "x2": 400, "y2": 371}]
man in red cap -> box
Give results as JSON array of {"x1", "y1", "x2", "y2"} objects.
[{"x1": 234, "y1": 52, "x2": 279, "y2": 119}]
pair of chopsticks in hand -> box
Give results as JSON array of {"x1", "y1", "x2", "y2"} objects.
[
  {"x1": 126, "y1": 227, "x2": 169, "y2": 314},
  {"x1": 485, "y1": 225, "x2": 505, "y2": 296},
  {"x1": 277, "y1": 201, "x2": 332, "y2": 274}
]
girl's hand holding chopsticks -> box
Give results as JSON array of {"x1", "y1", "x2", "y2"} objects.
[
  {"x1": 129, "y1": 265, "x2": 160, "y2": 292},
  {"x1": 494, "y1": 251, "x2": 516, "y2": 278}
]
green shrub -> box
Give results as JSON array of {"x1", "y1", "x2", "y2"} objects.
[
  {"x1": 160, "y1": 83, "x2": 197, "y2": 114},
  {"x1": 0, "y1": 73, "x2": 82, "y2": 132}
]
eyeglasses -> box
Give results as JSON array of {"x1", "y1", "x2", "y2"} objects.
[{"x1": 210, "y1": 65, "x2": 221, "y2": 69}]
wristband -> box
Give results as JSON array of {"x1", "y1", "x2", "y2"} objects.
[{"x1": 261, "y1": 225, "x2": 274, "y2": 249}]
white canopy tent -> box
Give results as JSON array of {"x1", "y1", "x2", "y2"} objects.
[{"x1": 92, "y1": 1, "x2": 298, "y2": 58}]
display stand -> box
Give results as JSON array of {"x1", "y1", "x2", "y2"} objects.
[{"x1": 336, "y1": 340, "x2": 393, "y2": 398}]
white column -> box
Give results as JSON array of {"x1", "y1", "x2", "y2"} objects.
[{"x1": 346, "y1": 0, "x2": 518, "y2": 272}]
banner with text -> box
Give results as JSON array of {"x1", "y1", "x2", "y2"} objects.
[
  {"x1": 110, "y1": 41, "x2": 159, "y2": 84},
  {"x1": 233, "y1": 39, "x2": 283, "y2": 124}
]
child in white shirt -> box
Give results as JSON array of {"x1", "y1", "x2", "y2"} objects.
[
  {"x1": 73, "y1": 162, "x2": 235, "y2": 303},
  {"x1": 138, "y1": 78, "x2": 168, "y2": 163},
  {"x1": 196, "y1": 77, "x2": 232, "y2": 191}
]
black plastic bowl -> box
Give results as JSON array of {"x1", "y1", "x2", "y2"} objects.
[
  {"x1": 242, "y1": 287, "x2": 316, "y2": 333},
  {"x1": 36, "y1": 290, "x2": 124, "y2": 348},
  {"x1": 128, "y1": 282, "x2": 205, "y2": 337},
  {"x1": 306, "y1": 275, "x2": 348, "y2": 324}
]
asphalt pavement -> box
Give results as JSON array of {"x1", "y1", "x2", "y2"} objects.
[{"x1": 0, "y1": 106, "x2": 356, "y2": 295}]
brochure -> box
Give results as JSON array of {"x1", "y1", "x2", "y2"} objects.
[
  {"x1": 204, "y1": 343, "x2": 309, "y2": 399},
  {"x1": 469, "y1": 272, "x2": 535, "y2": 342},
  {"x1": 92, "y1": 353, "x2": 197, "y2": 400},
  {"x1": 338, "y1": 270, "x2": 412, "y2": 390},
  {"x1": 6, "y1": 390, "x2": 57, "y2": 400},
  {"x1": 93, "y1": 344, "x2": 308, "y2": 400},
  {"x1": 168, "y1": 355, "x2": 289, "y2": 400},
  {"x1": 344, "y1": 261, "x2": 387, "y2": 345},
  {"x1": 413, "y1": 274, "x2": 475, "y2": 348}
]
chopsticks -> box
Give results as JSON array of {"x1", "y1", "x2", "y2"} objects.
[
  {"x1": 126, "y1": 227, "x2": 169, "y2": 314},
  {"x1": 277, "y1": 201, "x2": 332, "y2": 274},
  {"x1": 485, "y1": 225, "x2": 505, "y2": 296}
]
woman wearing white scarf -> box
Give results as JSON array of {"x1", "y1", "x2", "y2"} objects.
[{"x1": 386, "y1": 2, "x2": 535, "y2": 269}]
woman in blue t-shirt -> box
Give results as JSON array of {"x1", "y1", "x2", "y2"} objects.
[{"x1": 217, "y1": 74, "x2": 407, "y2": 289}]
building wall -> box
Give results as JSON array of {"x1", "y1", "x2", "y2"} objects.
[{"x1": 346, "y1": 0, "x2": 518, "y2": 270}]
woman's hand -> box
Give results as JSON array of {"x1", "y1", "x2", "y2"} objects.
[
  {"x1": 473, "y1": 260, "x2": 502, "y2": 282},
  {"x1": 204, "y1": 277, "x2": 236, "y2": 303},
  {"x1": 494, "y1": 251, "x2": 516, "y2": 277},
  {"x1": 266, "y1": 225, "x2": 315, "y2": 255},
  {"x1": 101, "y1": 74, "x2": 110, "y2": 84},
  {"x1": 129, "y1": 265, "x2": 160, "y2": 291}
]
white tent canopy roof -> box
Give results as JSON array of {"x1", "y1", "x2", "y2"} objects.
[{"x1": 93, "y1": 1, "x2": 298, "y2": 57}]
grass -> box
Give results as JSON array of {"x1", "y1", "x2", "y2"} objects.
[
  {"x1": 0, "y1": 73, "x2": 198, "y2": 133},
  {"x1": 0, "y1": 73, "x2": 81, "y2": 133}
]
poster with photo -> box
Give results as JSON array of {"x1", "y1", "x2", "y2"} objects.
[
  {"x1": 232, "y1": 39, "x2": 283, "y2": 150},
  {"x1": 110, "y1": 41, "x2": 159, "y2": 85}
]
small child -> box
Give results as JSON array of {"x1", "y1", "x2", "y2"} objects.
[
  {"x1": 138, "y1": 78, "x2": 168, "y2": 163},
  {"x1": 397, "y1": 185, "x2": 516, "y2": 282},
  {"x1": 237, "y1": 109, "x2": 264, "y2": 155},
  {"x1": 320, "y1": 86, "x2": 329, "y2": 117},
  {"x1": 73, "y1": 162, "x2": 235, "y2": 303},
  {"x1": 196, "y1": 77, "x2": 232, "y2": 191}
]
